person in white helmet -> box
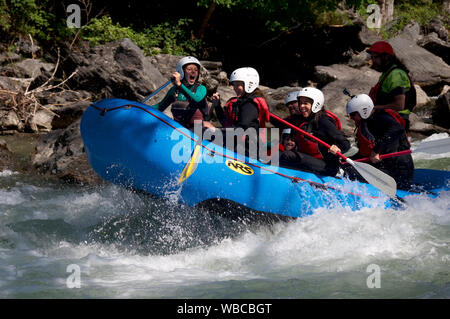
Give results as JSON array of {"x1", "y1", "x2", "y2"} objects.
[
  {"x1": 280, "y1": 128, "x2": 297, "y2": 152},
  {"x1": 279, "y1": 87, "x2": 350, "y2": 176},
  {"x1": 346, "y1": 93, "x2": 413, "y2": 189},
  {"x1": 209, "y1": 67, "x2": 270, "y2": 158},
  {"x1": 269, "y1": 90, "x2": 302, "y2": 129},
  {"x1": 151, "y1": 56, "x2": 209, "y2": 129}
]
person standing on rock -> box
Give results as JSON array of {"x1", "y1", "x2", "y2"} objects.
[
  {"x1": 279, "y1": 87, "x2": 350, "y2": 177},
  {"x1": 345, "y1": 93, "x2": 414, "y2": 190},
  {"x1": 150, "y1": 56, "x2": 209, "y2": 129},
  {"x1": 367, "y1": 41, "x2": 416, "y2": 131}
]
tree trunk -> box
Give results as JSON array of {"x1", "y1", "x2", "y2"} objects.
[
  {"x1": 444, "y1": 0, "x2": 450, "y2": 15},
  {"x1": 197, "y1": 2, "x2": 217, "y2": 39},
  {"x1": 379, "y1": 0, "x2": 395, "y2": 26}
]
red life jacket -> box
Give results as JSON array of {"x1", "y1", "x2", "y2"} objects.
[
  {"x1": 369, "y1": 66, "x2": 396, "y2": 104},
  {"x1": 225, "y1": 96, "x2": 270, "y2": 142},
  {"x1": 369, "y1": 66, "x2": 416, "y2": 112},
  {"x1": 294, "y1": 110, "x2": 342, "y2": 159},
  {"x1": 356, "y1": 109, "x2": 407, "y2": 156}
]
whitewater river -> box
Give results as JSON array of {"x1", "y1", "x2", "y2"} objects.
[{"x1": 0, "y1": 134, "x2": 449, "y2": 299}]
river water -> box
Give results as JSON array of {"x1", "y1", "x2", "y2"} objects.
[{"x1": 0, "y1": 134, "x2": 449, "y2": 299}]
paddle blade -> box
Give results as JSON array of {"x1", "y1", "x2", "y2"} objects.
[
  {"x1": 414, "y1": 137, "x2": 450, "y2": 154},
  {"x1": 347, "y1": 159, "x2": 397, "y2": 197},
  {"x1": 178, "y1": 143, "x2": 201, "y2": 184}
]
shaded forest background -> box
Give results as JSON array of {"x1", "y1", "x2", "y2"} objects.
[{"x1": 0, "y1": 0, "x2": 449, "y2": 87}]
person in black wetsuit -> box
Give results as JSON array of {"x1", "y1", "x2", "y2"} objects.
[
  {"x1": 279, "y1": 87, "x2": 350, "y2": 177},
  {"x1": 345, "y1": 93, "x2": 414, "y2": 189},
  {"x1": 207, "y1": 67, "x2": 270, "y2": 159}
]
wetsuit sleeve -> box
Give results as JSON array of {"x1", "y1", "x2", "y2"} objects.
[
  {"x1": 150, "y1": 86, "x2": 176, "y2": 111},
  {"x1": 372, "y1": 112, "x2": 405, "y2": 154},
  {"x1": 213, "y1": 100, "x2": 226, "y2": 126},
  {"x1": 318, "y1": 116, "x2": 350, "y2": 153},
  {"x1": 180, "y1": 84, "x2": 207, "y2": 103}
]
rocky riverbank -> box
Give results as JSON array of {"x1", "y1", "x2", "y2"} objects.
[{"x1": 0, "y1": 20, "x2": 449, "y2": 185}]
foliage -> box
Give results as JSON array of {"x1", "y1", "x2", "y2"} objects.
[
  {"x1": 380, "y1": 0, "x2": 442, "y2": 39},
  {"x1": 80, "y1": 15, "x2": 202, "y2": 56},
  {"x1": 351, "y1": 0, "x2": 444, "y2": 39},
  {"x1": 0, "y1": 0, "x2": 65, "y2": 43},
  {"x1": 196, "y1": 0, "x2": 358, "y2": 31}
]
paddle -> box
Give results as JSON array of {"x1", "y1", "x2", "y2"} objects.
[
  {"x1": 414, "y1": 137, "x2": 450, "y2": 154},
  {"x1": 270, "y1": 113, "x2": 397, "y2": 197},
  {"x1": 178, "y1": 138, "x2": 202, "y2": 184},
  {"x1": 347, "y1": 137, "x2": 450, "y2": 164},
  {"x1": 141, "y1": 80, "x2": 172, "y2": 103}
]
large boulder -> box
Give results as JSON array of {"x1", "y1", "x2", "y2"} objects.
[
  {"x1": 0, "y1": 58, "x2": 55, "y2": 79},
  {"x1": 0, "y1": 139, "x2": 15, "y2": 171},
  {"x1": 32, "y1": 118, "x2": 102, "y2": 185},
  {"x1": 432, "y1": 90, "x2": 450, "y2": 129},
  {"x1": 314, "y1": 64, "x2": 381, "y2": 135},
  {"x1": 417, "y1": 32, "x2": 450, "y2": 65},
  {"x1": 388, "y1": 36, "x2": 450, "y2": 89},
  {"x1": 65, "y1": 38, "x2": 166, "y2": 101}
]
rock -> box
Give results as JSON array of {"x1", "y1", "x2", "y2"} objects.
[
  {"x1": 414, "y1": 84, "x2": 432, "y2": 108},
  {"x1": 0, "y1": 139, "x2": 16, "y2": 171},
  {"x1": 427, "y1": 18, "x2": 448, "y2": 41},
  {"x1": 0, "y1": 110, "x2": 23, "y2": 133},
  {"x1": 399, "y1": 21, "x2": 421, "y2": 43},
  {"x1": 32, "y1": 119, "x2": 103, "y2": 185},
  {"x1": 347, "y1": 50, "x2": 371, "y2": 68},
  {"x1": 440, "y1": 85, "x2": 450, "y2": 96},
  {"x1": 216, "y1": 71, "x2": 229, "y2": 85},
  {"x1": 262, "y1": 86, "x2": 303, "y2": 112},
  {"x1": 0, "y1": 52, "x2": 21, "y2": 66},
  {"x1": 317, "y1": 65, "x2": 381, "y2": 135},
  {"x1": 409, "y1": 112, "x2": 449, "y2": 134},
  {"x1": 357, "y1": 25, "x2": 383, "y2": 46},
  {"x1": 432, "y1": 91, "x2": 450, "y2": 129},
  {"x1": 417, "y1": 32, "x2": 450, "y2": 65},
  {"x1": 14, "y1": 38, "x2": 41, "y2": 57},
  {"x1": 50, "y1": 100, "x2": 92, "y2": 129},
  {"x1": 26, "y1": 108, "x2": 55, "y2": 133},
  {"x1": 0, "y1": 58, "x2": 55, "y2": 79},
  {"x1": 35, "y1": 90, "x2": 92, "y2": 107},
  {"x1": 388, "y1": 36, "x2": 450, "y2": 88},
  {"x1": 0, "y1": 75, "x2": 31, "y2": 91},
  {"x1": 66, "y1": 38, "x2": 166, "y2": 101}
]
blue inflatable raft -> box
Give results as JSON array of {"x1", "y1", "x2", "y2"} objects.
[{"x1": 80, "y1": 98, "x2": 450, "y2": 219}]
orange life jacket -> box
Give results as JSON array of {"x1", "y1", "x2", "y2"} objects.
[{"x1": 294, "y1": 110, "x2": 342, "y2": 159}]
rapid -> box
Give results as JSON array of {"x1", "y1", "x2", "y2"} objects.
[{"x1": 0, "y1": 134, "x2": 449, "y2": 298}]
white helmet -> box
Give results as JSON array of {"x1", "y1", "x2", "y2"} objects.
[
  {"x1": 176, "y1": 56, "x2": 201, "y2": 81},
  {"x1": 346, "y1": 94, "x2": 374, "y2": 119},
  {"x1": 229, "y1": 67, "x2": 260, "y2": 93},
  {"x1": 285, "y1": 90, "x2": 301, "y2": 105},
  {"x1": 297, "y1": 87, "x2": 324, "y2": 113}
]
